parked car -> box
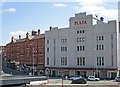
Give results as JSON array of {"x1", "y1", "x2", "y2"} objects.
[
  {"x1": 114, "y1": 77, "x2": 120, "y2": 82},
  {"x1": 69, "y1": 75, "x2": 82, "y2": 80},
  {"x1": 71, "y1": 77, "x2": 87, "y2": 84},
  {"x1": 88, "y1": 76, "x2": 100, "y2": 81}
]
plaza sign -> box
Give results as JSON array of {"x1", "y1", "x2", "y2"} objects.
[{"x1": 74, "y1": 20, "x2": 87, "y2": 25}]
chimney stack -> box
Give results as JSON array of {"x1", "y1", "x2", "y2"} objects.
[
  {"x1": 38, "y1": 29, "x2": 40, "y2": 36},
  {"x1": 19, "y1": 35, "x2": 21, "y2": 39},
  {"x1": 100, "y1": 17, "x2": 104, "y2": 21},
  {"x1": 49, "y1": 26, "x2": 52, "y2": 31},
  {"x1": 31, "y1": 30, "x2": 37, "y2": 36}
]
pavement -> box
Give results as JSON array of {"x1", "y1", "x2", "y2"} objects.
[
  {"x1": 0, "y1": 75, "x2": 47, "y2": 86},
  {"x1": 47, "y1": 78, "x2": 119, "y2": 85}
]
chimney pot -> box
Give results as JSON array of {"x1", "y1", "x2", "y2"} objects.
[
  {"x1": 49, "y1": 26, "x2": 52, "y2": 31},
  {"x1": 19, "y1": 35, "x2": 21, "y2": 39},
  {"x1": 38, "y1": 29, "x2": 40, "y2": 36}
]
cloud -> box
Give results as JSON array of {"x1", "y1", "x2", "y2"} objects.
[
  {"x1": 9, "y1": 31, "x2": 26, "y2": 38},
  {"x1": 53, "y1": 3, "x2": 67, "y2": 7},
  {"x1": 74, "y1": 0, "x2": 118, "y2": 21},
  {"x1": 77, "y1": 0, "x2": 104, "y2": 6},
  {"x1": 4, "y1": 8, "x2": 16, "y2": 13}
]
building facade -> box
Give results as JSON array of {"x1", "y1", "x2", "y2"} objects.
[
  {"x1": 45, "y1": 12, "x2": 118, "y2": 78},
  {"x1": 0, "y1": 46, "x2": 5, "y2": 72},
  {"x1": 118, "y1": 1, "x2": 120, "y2": 76},
  {"x1": 5, "y1": 30, "x2": 45, "y2": 74}
]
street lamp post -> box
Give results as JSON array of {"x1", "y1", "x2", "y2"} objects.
[
  {"x1": 46, "y1": 68, "x2": 49, "y2": 83},
  {"x1": 30, "y1": 44, "x2": 35, "y2": 76},
  {"x1": 61, "y1": 72, "x2": 63, "y2": 87},
  {"x1": 32, "y1": 47, "x2": 34, "y2": 76}
]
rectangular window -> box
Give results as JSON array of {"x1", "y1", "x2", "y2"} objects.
[
  {"x1": 99, "y1": 57, "x2": 101, "y2": 65},
  {"x1": 77, "y1": 57, "x2": 85, "y2": 66},
  {"x1": 77, "y1": 31, "x2": 79, "y2": 34},
  {"x1": 80, "y1": 57, "x2": 82, "y2": 65},
  {"x1": 61, "y1": 39, "x2": 67, "y2": 43},
  {"x1": 61, "y1": 39, "x2": 62, "y2": 43},
  {"x1": 80, "y1": 38, "x2": 82, "y2": 42},
  {"x1": 61, "y1": 57, "x2": 63, "y2": 65},
  {"x1": 111, "y1": 35, "x2": 113, "y2": 39},
  {"x1": 102, "y1": 57, "x2": 104, "y2": 66},
  {"x1": 65, "y1": 57, "x2": 67, "y2": 65},
  {"x1": 47, "y1": 48, "x2": 49, "y2": 52},
  {"x1": 47, "y1": 57, "x2": 49, "y2": 65},
  {"x1": 77, "y1": 38, "x2": 85, "y2": 42},
  {"x1": 62, "y1": 47, "x2": 64, "y2": 51},
  {"x1": 82, "y1": 37, "x2": 85, "y2": 42},
  {"x1": 61, "y1": 57, "x2": 67, "y2": 65},
  {"x1": 83, "y1": 46, "x2": 85, "y2": 51},
  {"x1": 77, "y1": 38, "x2": 79, "y2": 42},
  {"x1": 96, "y1": 36, "x2": 99, "y2": 41},
  {"x1": 99, "y1": 45, "x2": 101, "y2": 50},
  {"x1": 83, "y1": 30, "x2": 85, "y2": 33},
  {"x1": 80, "y1": 30, "x2": 82, "y2": 33},
  {"x1": 97, "y1": 57, "x2": 98, "y2": 65},
  {"x1": 102, "y1": 45, "x2": 104, "y2": 50},
  {"x1": 102, "y1": 36, "x2": 104, "y2": 40},
  {"x1": 97, "y1": 56, "x2": 104, "y2": 66},
  {"x1": 97, "y1": 45, "x2": 98, "y2": 50},
  {"x1": 65, "y1": 47, "x2": 67, "y2": 51},
  {"x1": 47, "y1": 40, "x2": 49, "y2": 44},
  {"x1": 80, "y1": 46, "x2": 82, "y2": 51},
  {"x1": 61, "y1": 47, "x2": 67, "y2": 51},
  {"x1": 65, "y1": 39, "x2": 67, "y2": 43},
  {"x1": 77, "y1": 57, "x2": 79, "y2": 65},
  {"x1": 77, "y1": 46, "x2": 79, "y2": 51},
  {"x1": 83, "y1": 57, "x2": 85, "y2": 65},
  {"x1": 99, "y1": 36, "x2": 101, "y2": 40}
]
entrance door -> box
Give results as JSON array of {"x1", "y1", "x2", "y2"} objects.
[
  {"x1": 52, "y1": 70, "x2": 56, "y2": 77},
  {"x1": 76, "y1": 71, "x2": 80, "y2": 75},
  {"x1": 111, "y1": 72, "x2": 117, "y2": 79}
]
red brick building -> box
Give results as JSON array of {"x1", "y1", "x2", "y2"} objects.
[{"x1": 5, "y1": 30, "x2": 45, "y2": 74}]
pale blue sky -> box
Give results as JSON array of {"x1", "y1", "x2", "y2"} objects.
[{"x1": 1, "y1": 0, "x2": 119, "y2": 45}]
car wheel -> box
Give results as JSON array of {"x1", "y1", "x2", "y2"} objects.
[
  {"x1": 83, "y1": 82, "x2": 86, "y2": 84},
  {"x1": 72, "y1": 82, "x2": 74, "y2": 84}
]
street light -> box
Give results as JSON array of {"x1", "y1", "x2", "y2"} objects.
[
  {"x1": 30, "y1": 44, "x2": 35, "y2": 76},
  {"x1": 61, "y1": 71, "x2": 63, "y2": 87},
  {"x1": 32, "y1": 47, "x2": 35, "y2": 76},
  {"x1": 45, "y1": 68, "x2": 49, "y2": 83}
]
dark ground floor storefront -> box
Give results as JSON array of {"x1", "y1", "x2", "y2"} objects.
[{"x1": 45, "y1": 67, "x2": 118, "y2": 79}]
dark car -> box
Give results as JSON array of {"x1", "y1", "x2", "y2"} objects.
[
  {"x1": 71, "y1": 77, "x2": 87, "y2": 84},
  {"x1": 114, "y1": 77, "x2": 120, "y2": 82}
]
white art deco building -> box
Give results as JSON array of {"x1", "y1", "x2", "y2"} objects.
[{"x1": 45, "y1": 12, "x2": 118, "y2": 79}]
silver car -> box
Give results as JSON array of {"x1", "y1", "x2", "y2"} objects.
[
  {"x1": 115, "y1": 77, "x2": 120, "y2": 82},
  {"x1": 88, "y1": 76, "x2": 100, "y2": 81},
  {"x1": 69, "y1": 75, "x2": 82, "y2": 80}
]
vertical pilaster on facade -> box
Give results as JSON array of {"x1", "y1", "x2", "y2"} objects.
[{"x1": 118, "y1": 1, "x2": 120, "y2": 76}]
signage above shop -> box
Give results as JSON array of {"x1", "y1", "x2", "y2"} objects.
[{"x1": 74, "y1": 20, "x2": 87, "y2": 25}]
